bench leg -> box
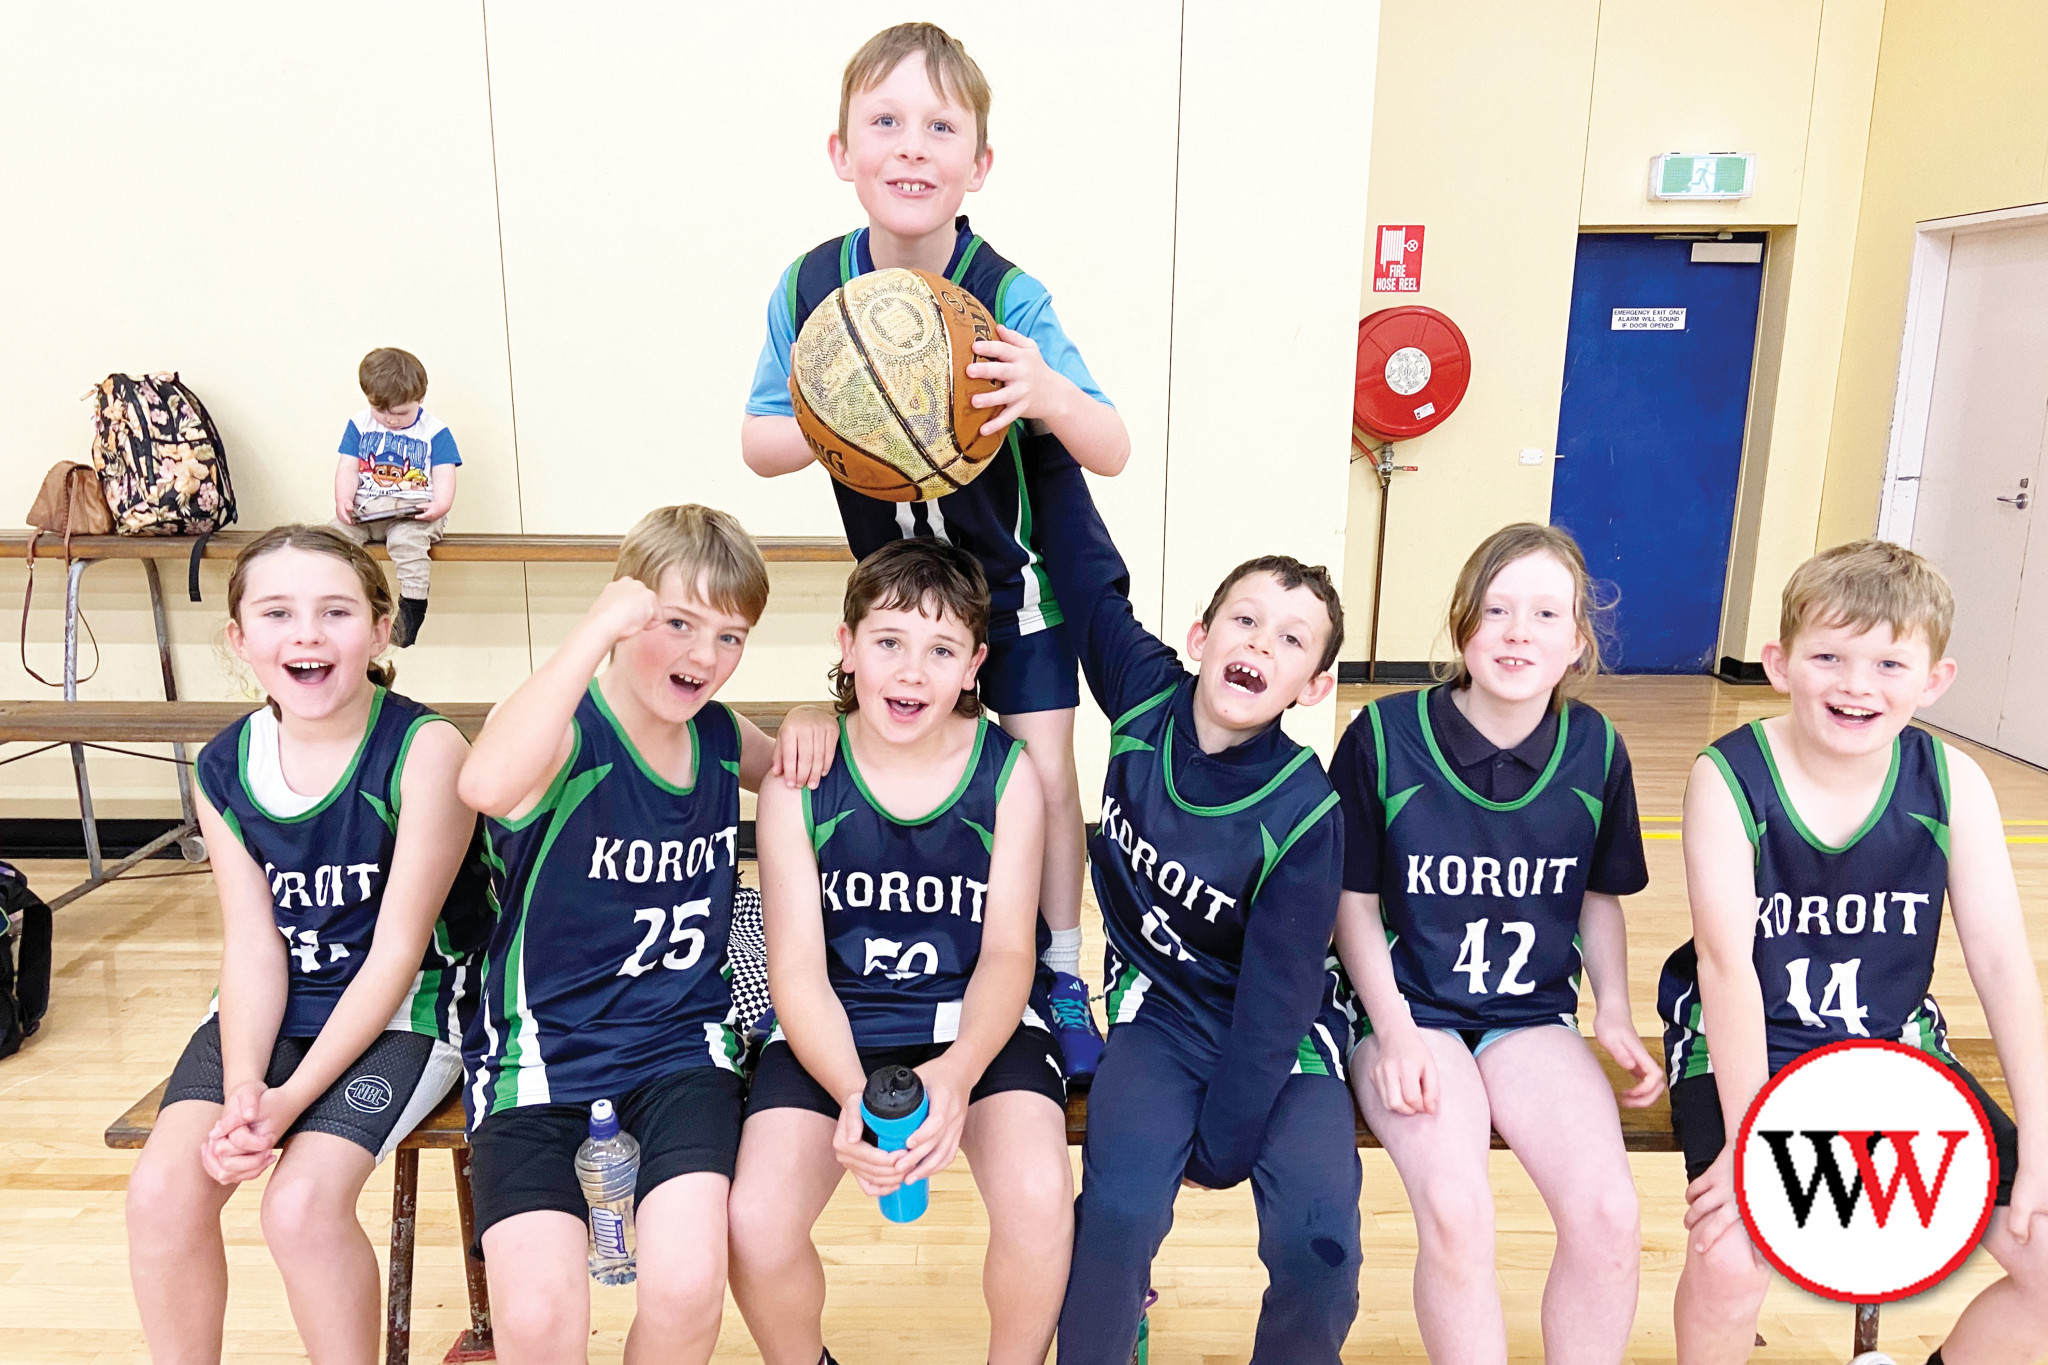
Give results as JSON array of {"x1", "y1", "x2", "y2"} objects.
[
  {"x1": 141, "y1": 559, "x2": 205, "y2": 862},
  {"x1": 387, "y1": 1147, "x2": 419, "y2": 1365},
  {"x1": 445, "y1": 1147, "x2": 496, "y2": 1362},
  {"x1": 1854, "y1": 1301, "x2": 1880, "y2": 1358}
]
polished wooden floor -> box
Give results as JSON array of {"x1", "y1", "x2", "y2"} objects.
[{"x1": 3, "y1": 678, "x2": 2043, "y2": 1363}]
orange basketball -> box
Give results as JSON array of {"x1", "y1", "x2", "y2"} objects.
[{"x1": 788, "y1": 268, "x2": 1006, "y2": 502}]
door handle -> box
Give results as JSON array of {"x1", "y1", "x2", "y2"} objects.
[{"x1": 1997, "y1": 492, "x2": 2031, "y2": 509}]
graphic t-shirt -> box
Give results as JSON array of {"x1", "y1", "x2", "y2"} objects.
[{"x1": 339, "y1": 407, "x2": 461, "y2": 516}]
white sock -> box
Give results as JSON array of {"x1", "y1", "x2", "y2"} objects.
[{"x1": 1042, "y1": 926, "x2": 1082, "y2": 978}]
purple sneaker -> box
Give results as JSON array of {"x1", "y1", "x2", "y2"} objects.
[{"x1": 1048, "y1": 970, "x2": 1103, "y2": 1086}]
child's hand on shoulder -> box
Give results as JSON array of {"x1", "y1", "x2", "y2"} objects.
[
  {"x1": 968, "y1": 325, "x2": 1076, "y2": 436},
  {"x1": 1369, "y1": 1023, "x2": 1438, "y2": 1116},
  {"x1": 586, "y1": 577, "x2": 660, "y2": 644},
  {"x1": 771, "y1": 705, "x2": 840, "y2": 789},
  {"x1": 1592, "y1": 1008, "x2": 1665, "y2": 1108},
  {"x1": 833, "y1": 1092, "x2": 911, "y2": 1197}
]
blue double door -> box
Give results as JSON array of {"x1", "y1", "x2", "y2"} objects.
[{"x1": 1550, "y1": 233, "x2": 1766, "y2": 673}]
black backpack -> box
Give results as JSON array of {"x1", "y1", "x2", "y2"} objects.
[{"x1": 0, "y1": 862, "x2": 52, "y2": 1059}]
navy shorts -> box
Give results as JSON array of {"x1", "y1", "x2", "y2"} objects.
[
  {"x1": 1669, "y1": 1059, "x2": 2018, "y2": 1205},
  {"x1": 745, "y1": 1024, "x2": 1066, "y2": 1121},
  {"x1": 468, "y1": 1066, "x2": 744, "y2": 1247},
  {"x1": 980, "y1": 624, "x2": 1080, "y2": 716},
  {"x1": 162, "y1": 1014, "x2": 461, "y2": 1164}
]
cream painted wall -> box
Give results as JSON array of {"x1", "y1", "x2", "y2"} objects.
[
  {"x1": 1348, "y1": 0, "x2": 1881, "y2": 669},
  {"x1": 1, "y1": 2, "x2": 1376, "y2": 819},
  {"x1": 1819, "y1": 0, "x2": 2048, "y2": 550},
  {"x1": 1162, "y1": 0, "x2": 1376, "y2": 757},
  {"x1": 1346, "y1": 1, "x2": 1601, "y2": 664}
]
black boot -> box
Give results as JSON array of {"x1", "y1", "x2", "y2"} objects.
[{"x1": 393, "y1": 596, "x2": 428, "y2": 648}]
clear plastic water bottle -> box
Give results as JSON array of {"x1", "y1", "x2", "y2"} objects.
[{"x1": 574, "y1": 1099, "x2": 639, "y2": 1285}]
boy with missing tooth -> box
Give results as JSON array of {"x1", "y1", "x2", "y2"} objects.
[
  {"x1": 1033, "y1": 472, "x2": 1362, "y2": 1364},
  {"x1": 1658, "y1": 540, "x2": 2048, "y2": 1365}
]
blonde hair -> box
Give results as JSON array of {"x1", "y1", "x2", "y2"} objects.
[
  {"x1": 839, "y1": 22, "x2": 992, "y2": 158},
  {"x1": 1778, "y1": 538, "x2": 1954, "y2": 659},
  {"x1": 358, "y1": 348, "x2": 428, "y2": 410},
  {"x1": 1439, "y1": 523, "x2": 1610, "y2": 709},
  {"x1": 226, "y1": 525, "x2": 397, "y2": 702},
  {"x1": 616, "y1": 505, "x2": 770, "y2": 625}
]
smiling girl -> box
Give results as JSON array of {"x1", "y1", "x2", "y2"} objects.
[
  {"x1": 728, "y1": 538, "x2": 1069, "y2": 1365},
  {"x1": 1329, "y1": 523, "x2": 1661, "y2": 1365},
  {"x1": 124, "y1": 525, "x2": 487, "y2": 1364}
]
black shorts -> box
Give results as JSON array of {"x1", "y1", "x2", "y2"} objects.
[
  {"x1": 468, "y1": 1066, "x2": 745, "y2": 1246},
  {"x1": 1670, "y1": 1058, "x2": 2019, "y2": 1205},
  {"x1": 980, "y1": 624, "x2": 1080, "y2": 716},
  {"x1": 745, "y1": 1023, "x2": 1067, "y2": 1121},
  {"x1": 162, "y1": 1014, "x2": 461, "y2": 1163}
]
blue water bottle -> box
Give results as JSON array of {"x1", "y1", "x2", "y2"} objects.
[{"x1": 859, "y1": 1064, "x2": 929, "y2": 1223}]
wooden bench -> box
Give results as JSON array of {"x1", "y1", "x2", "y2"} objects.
[
  {"x1": 0, "y1": 698, "x2": 814, "y2": 910},
  {"x1": 4, "y1": 526, "x2": 850, "y2": 908},
  {"x1": 104, "y1": 1036, "x2": 2009, "y2": 1363}
]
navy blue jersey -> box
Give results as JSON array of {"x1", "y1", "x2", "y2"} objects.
[
  {"x1": 1351, "y1": 687, "x2": 1620, "y2": 1032},
  {"x1": 787, "y1": 219, "x2": 1069, "y2": 644},
  {"x1": 1658, "y1": 720, "x2": 1955, "y2": 1081},
  {"x1": 1097, "y1": 683, "x2": 1345, "y2": 1073},
  {"x1": 801, "y1": 715, "x2": 1050, "y2": 1047},
  {"x1": 194, "y1": 689, "x2": 487, "y2": 1042},
  {"x1": 465, "y1": 685, "x2": 745, "y2": 1121}
]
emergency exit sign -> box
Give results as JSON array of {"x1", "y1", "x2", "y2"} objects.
[{"x1": 1650, "y1": 153, "x2": 1755, "y2": 200}]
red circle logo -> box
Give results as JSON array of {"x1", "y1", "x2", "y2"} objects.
[{"x1": 1735, "y1": 1040, "x2": 1997, "y2": 1303}]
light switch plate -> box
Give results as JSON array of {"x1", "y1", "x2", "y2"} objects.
[{"x1": 1519, "y1": 448, "x2": 1545, "y2": 465}]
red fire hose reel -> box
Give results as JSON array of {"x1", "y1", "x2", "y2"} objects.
[
  {"x1": 1353, "y1": 305, "x2": 1471, "y2": 442},
  {"x1": 1352, "y1": 305, "x2": 1472, "y2": 674}
]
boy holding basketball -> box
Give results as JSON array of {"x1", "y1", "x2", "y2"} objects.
[
  {"x1": 1658, "y1": 541, "x2": 2048, "y2": 1365},
  {"x1": 741, "y1": 21, "x2": 1129, "y2": 1084},
  {"x1": 1029, "y1": 476, "x2": 1361, "y2": 1364}
]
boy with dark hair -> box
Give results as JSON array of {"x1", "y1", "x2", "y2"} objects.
[
  {"x1": 729, "y1": 538, "x2": 1071, "y2": 1365},
  {"x1": 1660, "y1": 539, "x2": 2048, "y2": 1365},
  {"x1": 741, "y1": 20, "x2": 1130, "y2": 1084},
  {"x1": 331, "y1": 346, "x2": 460, "y2": 647},
  {"x1": 1032, "y1": 476, "x2": 1362, "y2": 1365}
]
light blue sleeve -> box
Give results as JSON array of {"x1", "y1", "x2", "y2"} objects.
[
  {"x1": 337, "y1": 420, "x2": 362, "y2": 458},
  {"x1": 744, "y1": 266, "x2": 800, "y2": 417},
  {"x1": 429, "y1": 428, "x2": 462, "y2": 467},
  {"x1": 1002, "y1": 273, "x2": 1112, "y2": 406}
]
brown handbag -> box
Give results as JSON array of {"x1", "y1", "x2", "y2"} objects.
[{"x1": 21, "y1": 461, "x2": 112, "y2": 686}]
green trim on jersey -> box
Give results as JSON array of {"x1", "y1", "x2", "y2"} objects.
[
  {"x1": 492, "y1": 725, "x2": 586, "y2": 833},
  {"x1": 802, "y1": 785, "x2": 854, "y2": 853},
  {"x1": 215, "y1": 803, "x2": 246, "y2": 851},
  {"x1": 1109, "y1": 685, "x2": 1174, "y2": 758},
  {"x1": 240, "y1": 688, "x2": 388, "y2": 825},
  {"x1": 992, "y1": 265, "x2": 1022, "y2": 323},
  {"x1": 1753, "y1": 719, "x2": 1897, "y2": 854},
  {"x1": 839, "y1": 714, "x2": 988, "y2": 825},
  {"x1": 950, "y1": 235, "x2": 987, "y2": 283},
  {"x1": 1161, "y1": 716, "x2": 1317, "y2": 817},
  {"x1": 1416, "y1": 686, "x2": 1571, "y2": 813},
  {"x1": 387, "y1": 713, "x2": 456, "y2": 820},
  {"x1": 1005, "y1": 425, "x2": 1063, "y2": 632},
  {"x1": 1250, "y1": 791, "x2": 1341, "y2": 904},
  {"x1": 487, "y1": 762, "x2": 611, "y2": 1115},
  {"x1": 961, "y1": 817, "x2": 995, "y2": 854},
  {"x1": 1364, "y1": 699, "x2": 1425, "y2": 826},
  {"x1": 994, "y1": 740, "x2": 1024, "y2": 802},
  {"x1": 1292, "y1": 1032, "x2": 1332, "y2": 1077},
  {"x1": 590, "y1": 680, "x2": 698, "y2": 795},
  {"x1": 1105, "y1": 957, "x2": 1151, "y2": 1024},
  {"x1": 782, "y1": 254, "x2": 806, "y2": 333},
  {"x1": 838, "y1": 230, "x2": 859, "y2": 285},
  {"x1": 1913, "y1": 735, "x2": 1954, "y2": 857},
  {"x1": 1601, "y1": 713, "x2": 1616, "y2": 780},
  {"x1": 1572, "y1": 787, "x2": 1604, "y2": 831},
  {"x1": 1702, "y1": 745, "x2": 1763, "y2": 851}
]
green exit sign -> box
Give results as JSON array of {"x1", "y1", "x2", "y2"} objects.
[{"x1": 1650, "y1": 153, "x2": 1755, "y2": 200}]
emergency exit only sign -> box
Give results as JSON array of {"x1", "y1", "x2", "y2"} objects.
[{"x1": 1372, "y1": 225, "x2": 1424, "y2": 292}]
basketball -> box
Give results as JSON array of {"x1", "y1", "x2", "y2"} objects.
[{"x1": 788, "y1": 267, "x2": 1006, "y2": 502}]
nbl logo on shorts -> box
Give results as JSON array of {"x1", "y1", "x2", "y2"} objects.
[{"x1": 1736, "y1": 1041, "x2": 1997, "y2": 1302}]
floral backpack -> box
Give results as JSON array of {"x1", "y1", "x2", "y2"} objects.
[{"x1": 88, "y1": 373, "x2": 238, "y2": 598}]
